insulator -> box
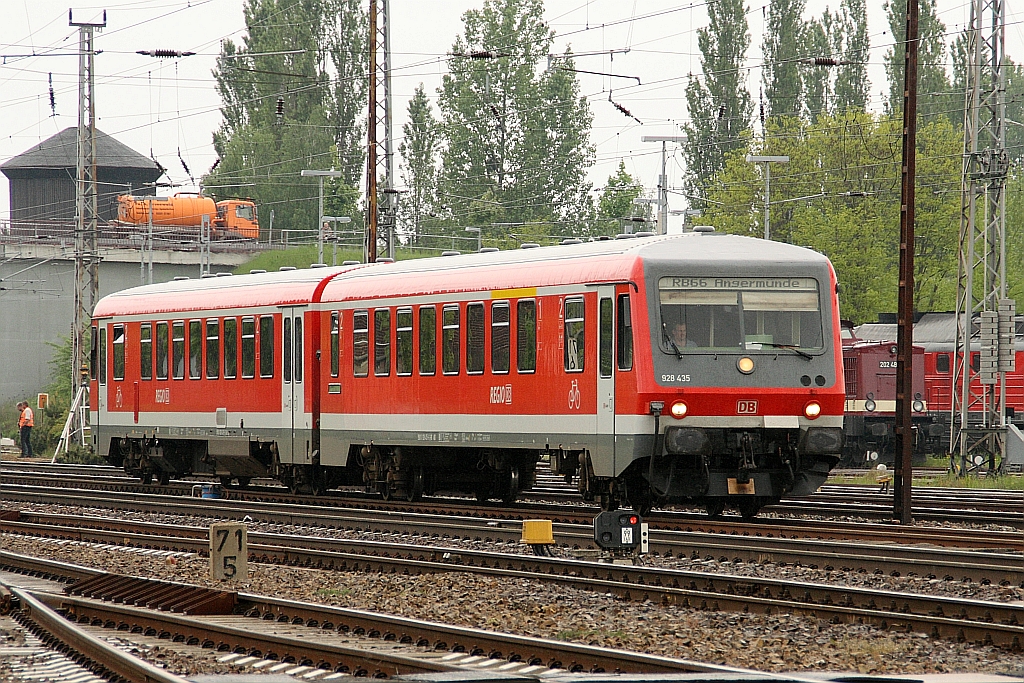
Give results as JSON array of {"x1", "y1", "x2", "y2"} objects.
[
  {"x1": 814, "y1": 57, "x2": 839, "y2": 66},
  {"x1": 276, "y1": 96, "x2": 284, "y2": 125},
  {"x1": 717, "y1": 104, "x2": 726, "y2": 120},
  {"x1": 137, "y1": 49, "x2": 196, "y2": 58},
  {"x1": 48, "y1": 73, "x2": 55, "y2": 116}
]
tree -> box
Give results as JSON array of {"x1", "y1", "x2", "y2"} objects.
[
  {"x1": 832, "y1": 0, "x2": 870, "y2": 112},
  {"x1": 596, "y1": 161, "x2": 645, "y2": 234},
  {"x1": 884, "y1": 0, "x2": 954, "y2": 126},
  {"x1": 204, "y1": 0, "x2": 367, "y2": 236},
  {"x1": 763, "y1": 0, "x2": 806, "y2": 119},
  {"x1": 399, "y1": 84, "x2": 440, "y2": 245},
  {"x1": 682, "y1": 0, "x2": 753, "y2": 207},
  {"x1": 435, "y1": 0, "x2": 594, "y2": 241},
  {"x1": 801, "y1": 16, "x2": 831, "y2": 121}
]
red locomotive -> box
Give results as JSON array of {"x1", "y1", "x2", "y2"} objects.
[{"x1": 91, "y1": 232, "x2": 847, "y2": 518}]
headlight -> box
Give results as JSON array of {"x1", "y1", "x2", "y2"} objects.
[
  {"x1": 864, "y1": 399, "x2": 876, "y2": 412},
  {"x1": 912, "y1": 399, "x2": 925, "y2": 413},
  {"x1": 670, "y1": 400, "x2": 687, "y2": 419},
  {"x1": 804, "y1": 401, "x2": 822, "y2": 419},
  {"x1": 737, "y1": 357, "x2": 755, "y2": 374}
]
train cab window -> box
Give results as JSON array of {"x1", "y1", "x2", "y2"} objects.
[
  {"x1": 599, "y1": 298, "x2": 613, "y2": 378},
  {"x1": 374, "y1": 309, "x2": 391, "y2": 376},
  {"x1": 206, "y1": 320, "x2": 219, "y2": 379},
  {"x1": 140, "y1": 324, "x2": 153, "y2": 381},
  {"x1": 517, "y1": 300, "x2": 536, "y2": 373},
  {"x1": 971, "y1": 352, "x2": 980, "y2": 372},
  {"x1": 419, "y1": 306, "x2": 436, "y2": 375},
  {"x1": 442, "y1": 305, "x2": 460, "y2": 375},
  {"x1": 112, "y1": 325, "x2": 125, "y2": 381},
  {"x1": 353, "y1": 310, "x2": 369, "y2": 377},
  {"x1": 189, "y1": 320, "x2": 202, "y2": 380},
  {"x1": 260, "y1": 315, "x2": 274, "y2": 378},
  {"x1": 99, "y1": 327, "x2": 107, "y2": 385},
  {"x1": 172, "y1": 321, "x2": 185, "y2": 380},
  {"x1": 617, "y1": 294, "x2": 633, "y2": 371},
  {"x1": 293, "y1": 316, "x2": 303, "y2": 383},
  {"x1": 241, "y1": 318, "x2": 256, "y2": 379},
  {"x1": 467, "y1": 303, "x2": 485, "y2": 375},
  {"x1": 491, "y1": 302, "x2": 510, "y2": 374},
  {"x1": 223, "y1": 318, "x2": 238, "y2": 379},
  {"x1": 330, "y1": 312, "x2": 340, "y2": 377},
  {"x1": 936, "y1": 353, "x2": 950, "y2": 373},
  {"x1": 396, "y1": 308, "x2": 413, "y2": 376},
  {"x1": 284, "y1": 317, "x2": 292, "y2": 382},
  {"x1": 658, "y1": 277, "x2": 822, "y2": 352},
  {"x1": 156, "y1": 322, "x2": 169, "y2": 380},
  {"x1": 90, "y1": 325, "x2": 98, "y2": 380},
  {"x1": 564, "y1": 297, "x2": 585, "y2": 372}
]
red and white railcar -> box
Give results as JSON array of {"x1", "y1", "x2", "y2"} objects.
[{"x1": 91, "y1": 232, "x2": 846, "y2": 517}]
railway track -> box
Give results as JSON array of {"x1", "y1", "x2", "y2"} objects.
[
  {"x1": 4, "y1": 509, "x2": 1024, "y2": 650},
  {"x1": 0, "y1": 551, "x2": 750, "y2": 678}
]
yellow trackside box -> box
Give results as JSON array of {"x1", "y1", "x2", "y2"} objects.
[{"x1": 521, "y1": 519, "x2": 554, "y2": 545}]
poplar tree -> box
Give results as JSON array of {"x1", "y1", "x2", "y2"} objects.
[
  {"x1": 682, "y1": 0, "x2": 753, "y2": 206},
  {"x1": 884, "y1": 0, "x2": 953, "y2": 125},
  {"x1": 763, "y1": 0, "x2": 807, "y2": 119},
  {"x1": 205, "y1": 0, "x2": 367, "y2": 234},
  {"x1": 435, "y1": 0, "x2": 594, "y2": 240},
  {"x1": 596, "y1": 161, "x2": 645, "y2": 235},
  {"x1": 399, "y1": 84, "x2": 439, "y2": 245},
  {"x1": 832, "y1": 0, "x2": 870, "y2": 112}
]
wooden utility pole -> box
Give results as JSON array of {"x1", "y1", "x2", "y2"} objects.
[{"x1": 894, "y1": 0, "x2": 919, "y2": 525}]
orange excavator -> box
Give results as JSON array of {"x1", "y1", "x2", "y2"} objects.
[{"x1": 116, "y1": 193, "x2": 259, "y2": 240}]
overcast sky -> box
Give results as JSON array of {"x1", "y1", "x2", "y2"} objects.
[{"x1": 1, "y1": 0, "x2": 1018, "y2": 233}]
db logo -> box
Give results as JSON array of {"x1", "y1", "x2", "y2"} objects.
[{"x1": 736, "y1": 400, "x2": 758, "y2": 414}]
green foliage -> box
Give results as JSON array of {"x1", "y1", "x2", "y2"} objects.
[
  {"x1": 596, "y1": 161, "x2": 646, "y2": 235},
  {"x1": 682, "y1": 0, "x2": 753, "y2": 207},
  {"x1": 801, "y1": 0, "x2": 870, "y2": 119},
  {"x1": 204, "y1": 0, "x2": 367, "y2": 236},
  {"x1": 435, "y1": 0, "x2": 595, "y2": 239},
  {"x1": 399, "y1": 84, "x2": 441, "y2": 245},
  {"x1": 884, "y1": 0, "x2": 956, "y2": 126},
  {"x1": 763, "y1": 0, "x2": 806, "y2": 119},
  {"x1": 701, "y1": 111, "x2": 962, "y2": 323}
]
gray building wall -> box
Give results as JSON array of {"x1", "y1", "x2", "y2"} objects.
[{"x1": 0, "y1": 243, "x2": 253, "y2": 404}]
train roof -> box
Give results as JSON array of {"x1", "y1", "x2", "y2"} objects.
[{"x1": 93, "y1": 233, "x2": 834, "y2": 317}]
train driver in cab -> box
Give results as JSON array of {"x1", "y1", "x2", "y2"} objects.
[{"x1": 669, "y1": 321, "x2": 698, "y2": 348}]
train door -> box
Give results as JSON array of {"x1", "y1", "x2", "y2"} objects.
[
  {"x1": 280, "y1": 307, "x2": 308, "y2": 465},
  {"x1": 97, "y1": 323, "x2": 108, "y2": 428},
  {"x1": 596, "y1": 286, "x2": 616, "y2": 461}
]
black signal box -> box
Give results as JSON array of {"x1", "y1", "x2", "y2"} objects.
[{"x1": 594, "y1": 511, "x2": 642, "y2": 550}]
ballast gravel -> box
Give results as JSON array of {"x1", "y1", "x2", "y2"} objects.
[{"x1": 4, "y1": 517, "x2": 1024, "y2": 676}]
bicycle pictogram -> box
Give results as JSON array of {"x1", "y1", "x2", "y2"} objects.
[{"x1": 567, "y1": 379, "x2": 581, "y2": 410}]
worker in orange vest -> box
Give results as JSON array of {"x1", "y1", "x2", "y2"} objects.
[{"x1": 17, "y1": 401, "x2": 34, "y2": 458}]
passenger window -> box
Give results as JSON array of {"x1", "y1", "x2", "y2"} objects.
[
  {"x1": 936, "y1": 353, "x2": 950, "y2": 373},
  {"x1": 617, "y1": 294, "x2": 634, "y2": 371},
  {"x1": 353, "y1": 310, "x2": 369, "y2": 377},
  {"x1": 206, "y1": 320, "x2": 219, "y2": 379},
  {"x1": 241, "y1": 317, "x2": 256, "y2": 378},
  {"x1": 189, "y1": 320, "x2": 202, "y2": 379},
  {"x1": 442, "y1": 304, "x2": 460, "y2": 375},
  {"x1": 599, "y1": 298, "x2": 612, "y2": 378},
  {"x1": 140, "y1": 323, "x2": 152, "y2": 381},
  {"x1": 971, "y1": 352, "x2": 979, "y2": 372},
  {"x1": 260, "y1": 315, "x2": 274, "y2": 378},
  {"x1": 330, "y1": 312, "x2": 340, "y2": 377},
  {"x1": 564, "y1": 297, "x2": 585, "y2": 372},
  {"x1": 517, "y1": 300, "x2": 536, "y2": 373},
  {"x1": 172, "y1": 321, "x2": 185, "y2": 380},
  {"x1": 90, "y1": 325, "x2": 98, "y2": 380},
  {"x1": 112, "y1": 324, "x2": 125, "y2": 381},
  {"x1": 374, "y1": 309, "x2": 391, "y2": 376},
  {"x1": 156, "y1": 322, "x2": 169, "y2": 380},
  {"x1": 419, "y1": 306, "x2": 436, "y2": 375},
  {"x1": 491, "y1": 302, "x2": 510, "y2": 374},
  {"x1": 284, "y1": 317, "x2": 292, "y2": 382},
  {"x1": 396, "y1": 308, "x2": 413, "y2": 376},
  {"x1": 467, "y1": 303, "x2": 485, "y2": 374},
  {"x1": 294, "y1": 316, "x2": 303, "y2": 383},
  {"x1": 99, "y1": 327, "x2": 107, "y2": 385},
  {"x1": 223, "y1": 318, "x2": 237, "y2": 379}
]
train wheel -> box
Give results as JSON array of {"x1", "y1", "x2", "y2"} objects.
[
  {"x1": 139, "y1": 471, "x2": 153, "y2": 485},
  {"x1": 158, "y1": 471, "x2": 170, "y2": 486},
  {"x1": 220, "y1": 476, "x2": 233, "y2": 488},
  {"x1": 626, "y1": 477, "x2": 653, "y2": 517},
  {"x1": 407, "y1": 467, "x2": 424, "y2": 502},
  {"x1": 500, "y1": 466, "x2": 521, "y2": 505},
  {"x1": 704, "y1": 499, "x2": 725, "y2": 518},
  {"x1": 237, "y1": 477, "x2": 251, "y2": 489},
  {"x1": 737, "y1": 499, "x2": 761, "y2": 520},
  {"x1": 474, "y1": 488, "x2": 489, "y2": 503},
  {"x1": 379, "y1": 482, "x2": 393, "y2": 501}
]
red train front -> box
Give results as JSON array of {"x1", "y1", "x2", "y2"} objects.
[{"x1": 89, "y1": 232, "x2": 846, "y2": 517}]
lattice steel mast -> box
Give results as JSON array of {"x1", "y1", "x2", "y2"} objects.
[
  {"x1": 365, "y1": 0, "x2": 393, "y2": 263},
  {"x1": 952, "y1": 0, "x2": 1014, "y2": 471}
]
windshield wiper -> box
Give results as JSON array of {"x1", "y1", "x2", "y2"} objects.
[
  {"x1": 763, "y1": 342, "x2": 813, "y2": 360},
  {"x1": 662, "y1": 323, "x2": 683, "y2": 359}
]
